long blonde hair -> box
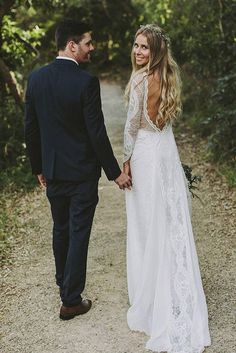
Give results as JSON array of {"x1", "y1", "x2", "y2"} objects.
[{"x1": 125, "y1": 24, "x2": 182, "y2": 128}]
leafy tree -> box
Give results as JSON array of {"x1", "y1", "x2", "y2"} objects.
[
  {"x1": 0, "y1": 0, "x2": 53, "y2": 168},
  {"x1": 0, "y1": 0, "x2": 235, "y2": 174},
  {"x1": 0, "y1": 0, "x2": 139, "y2": 169},
  {"x1": 136, "y1": 0, "x2": 236, "y2": 167}
]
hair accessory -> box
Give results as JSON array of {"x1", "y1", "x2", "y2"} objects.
[{"x1": 139, "y1": 24, "x2": 170, "y2": 46}]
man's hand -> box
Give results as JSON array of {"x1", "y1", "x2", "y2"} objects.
[
  {"x1": 115, "y1": 172, "x2": 132, "y2": 190},
  {"x1": 37, "y1": 174, "x2": 46, "y2": 188}
]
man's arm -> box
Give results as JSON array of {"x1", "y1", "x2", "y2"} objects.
[
  {"x1": 83, "y1": 76, "x2": 131, "y2": 189},
  {"x1": 24, "y1": 74, "x2": 43, "y2": 178}
]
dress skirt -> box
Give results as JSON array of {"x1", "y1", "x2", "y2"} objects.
[{"x1": 125, "y1": 127, "x2": 211, "y2": 353}]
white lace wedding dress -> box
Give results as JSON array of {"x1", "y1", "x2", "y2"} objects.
[{"x1": 124, "y1": 72, "x2": 211, "y2": 353}]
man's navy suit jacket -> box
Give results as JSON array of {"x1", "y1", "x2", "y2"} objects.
[{"x1": 24, "y1": 59, "x2": 121, "y2": 182}]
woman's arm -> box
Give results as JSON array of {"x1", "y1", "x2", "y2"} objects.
[{"x1": 124, "y1": 75, "x2": 144, "y2": 165}]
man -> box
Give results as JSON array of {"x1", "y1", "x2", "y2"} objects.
[{"x1": 24, "y1": 19, "x2": 131, "y2": 320}]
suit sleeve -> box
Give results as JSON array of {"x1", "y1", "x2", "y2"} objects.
[
  {"x1": 83, "y1": 76, "x2": 121, "y2": 180},
  {"x1": 24, "y1": 74, "x2": 42, "y2": 175}
]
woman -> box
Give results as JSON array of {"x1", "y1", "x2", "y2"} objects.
[{"x1": 124, "y1": 24, "x2": 211, "y2": 353}]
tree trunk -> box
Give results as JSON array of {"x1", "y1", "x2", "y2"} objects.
[{"x1": 0, "y1": 57, "x2": 23, "y2": 110}]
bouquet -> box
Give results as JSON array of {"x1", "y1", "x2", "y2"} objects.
[{"x1": 182, "y1": 164, "x2": 202, "y2": 200}]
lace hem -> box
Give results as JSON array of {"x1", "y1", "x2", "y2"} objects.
[{"x1": 160, "y1": 156, "x2": 197, "y2": 353}]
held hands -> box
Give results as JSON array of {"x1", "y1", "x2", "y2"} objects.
[
  {"x1": 115, "y1": 160, "x2": 132, "y2": 190},
  {"x1": 115, "y1": 171, "x2": 132, "y2": 190}
]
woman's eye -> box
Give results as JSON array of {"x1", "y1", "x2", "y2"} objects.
[{"x1": 133, "y1": 43, "x2": 148, "y2": 49}]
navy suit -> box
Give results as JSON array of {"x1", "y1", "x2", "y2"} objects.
[{"x1": 25, "y1": 59, "x2": 121, "y2": 306}]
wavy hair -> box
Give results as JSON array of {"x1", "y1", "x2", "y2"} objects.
[{"x1": 125, "y1": 24, "x2": 182, "y2": 128}]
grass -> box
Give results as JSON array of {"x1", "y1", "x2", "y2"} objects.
[
  {"x1": 216, "y1": 164, "x2": 236, "y2": 188},
  {"x1": 0, "y1": 160, "x2": 36, "y2": 193},
  {"x1": 0, "y1": 161, "x2": 36, "y2": 266},
  {"x1": 176, "y1": 115, "x2": 236, "y2": 189}
]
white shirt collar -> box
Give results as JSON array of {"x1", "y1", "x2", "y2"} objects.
[{"x1": 56, "y1": 56, "x2": 79, "y2": 65}]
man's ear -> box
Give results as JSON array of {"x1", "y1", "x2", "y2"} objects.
[{"x1": 67, "y1": 40, "x2": 77, "y2": 53}]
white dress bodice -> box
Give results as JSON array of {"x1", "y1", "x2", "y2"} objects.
[{"x1": 124, "y1": 71, "x2": 169, "y2": 162}]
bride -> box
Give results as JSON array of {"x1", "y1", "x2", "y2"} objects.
[{"x1": 123, "y1": 24, "x2": 211, "y2": 353}]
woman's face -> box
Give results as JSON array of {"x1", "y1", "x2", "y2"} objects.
[{"x1": 133, "y1": 34, "x2": 150, "y2": 66}]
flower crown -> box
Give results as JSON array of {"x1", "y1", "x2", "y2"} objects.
[{"x1": 139, "y1": 24, "x2": 170, "y2": 46}]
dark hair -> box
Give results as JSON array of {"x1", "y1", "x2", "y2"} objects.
[{"x1": 55, "y1": 19, "x2": 91, "y2": 51}]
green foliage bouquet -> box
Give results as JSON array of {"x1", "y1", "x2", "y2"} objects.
[{"x1": 182, "y1": 164, "x2": 202, "y2": 199}]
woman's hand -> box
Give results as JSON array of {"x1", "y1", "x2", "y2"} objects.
[
  {"x1": 123, "y1": 160, "x2": 132, "y2": 179},
  {"x1": 37, "y1": 174, "x2": 47, "y2": 188}
]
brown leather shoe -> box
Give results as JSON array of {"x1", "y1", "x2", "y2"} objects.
[{"x1": 59, "y1": 299, "x2": 92, "y2": 320}]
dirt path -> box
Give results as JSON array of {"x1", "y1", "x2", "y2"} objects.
[{"x1": 1, "y1": 82, "x2": 235, "y2": 353}]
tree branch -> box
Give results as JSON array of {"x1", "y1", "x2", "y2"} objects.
[
  {"x1": 0, "y1": 1, "x2": 24, "y2": 110},
  {"x1": 218, "y1": 0, "x2": 225, "y2": 38},
  {"x1": 0, "y1": 56, "x2": 23, "y2": 110},
  {"x1": 14, "y1": 32, "x2": 40, "y2": 58}
]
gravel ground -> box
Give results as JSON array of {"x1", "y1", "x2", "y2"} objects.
[{"x1": 1, "y1": 81, "x2": 236, "y2": 353}]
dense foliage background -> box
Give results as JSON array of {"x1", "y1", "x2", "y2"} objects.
[{"x1": 0, "y1": 0, "x2": 235, "y2": 185}]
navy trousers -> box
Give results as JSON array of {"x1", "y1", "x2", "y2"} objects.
[{"x1": 46, "y1": 179, "x2": 99, "y2": 307}]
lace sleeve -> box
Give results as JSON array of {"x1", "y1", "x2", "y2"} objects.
[{"x1": 124, "y1": 75, "x2": 144, "y2": 162}]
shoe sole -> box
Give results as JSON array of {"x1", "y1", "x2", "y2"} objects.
[
  {"x1": 59, "y1": 314, "x2": 77, "y2": 320},
  {"x1": 59, "y1": 305, "x2": 92, "y2": 320}
]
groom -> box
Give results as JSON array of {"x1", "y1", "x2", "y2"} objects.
[{"x1": 24, "y1": 19, "x2": 131, "y2": 320}]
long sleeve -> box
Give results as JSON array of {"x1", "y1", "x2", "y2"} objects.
[
  {"x1": 124, "y1": 75, "x2": 144, "y2": 162},
  {"x1": 83, "y1": 76, "x2": 121, "y2": 180},
  {"x1": 24, "y1": 73, "x2": 42, "y2": 175}
]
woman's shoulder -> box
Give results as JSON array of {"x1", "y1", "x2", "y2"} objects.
[{"x1": 131, "y1": 69, "x2": 147, "y2": 86}]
